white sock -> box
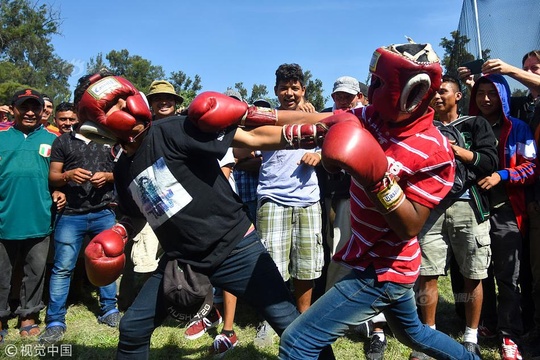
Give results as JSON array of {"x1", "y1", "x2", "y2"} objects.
[
  {"x1": 463, "y1": 327, "x2": 478, "y2": 343},
  {"x1": 373, "y1": 330, "x2": 385, "y2": 342},
  {"x1": 429, "y1": 324, "x2": 436, "y2": 330}
]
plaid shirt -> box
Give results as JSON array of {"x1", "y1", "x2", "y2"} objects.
[{"x1": 233, "y1": 169, "x2": 258, "y2": 203}]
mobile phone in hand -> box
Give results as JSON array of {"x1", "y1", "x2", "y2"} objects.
[{"x1": 460, "y1": 59, "x2": 484, "y2": 75}]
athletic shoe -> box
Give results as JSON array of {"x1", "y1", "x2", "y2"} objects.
[
  {"x1": 184, "y1": 307, "x2": 222, "y2": 340},
  {"x1": 356, "y1": 320, "x2": 374, "y2": 339},
  {"x1": 253, "y1": 320, "x2": 275, "y2": 348},
  {"x1": 462, "y1": 342, "x2": 482, "y2": 357},
  {"x1": 478, "y1": 321, "x2": 497, "y2": 339},
  {"x1": 38, "y1": 325, "x2": 65, "y2": 344},
  {"x1": 501, "y1": 337, "x2": 522, "y2": 360},
  {"x1": 366, "y1": 334, "x2": 387, "y2": 360},
  {"x1": 409, "y1": 350, "x2": 433, "y2": 360},
  {"x1": 211, "y1": 331, "x2": 238, "y2": 359},
  {"x1": 97, "y1": 309, "x2": 122, "y2": 327}
]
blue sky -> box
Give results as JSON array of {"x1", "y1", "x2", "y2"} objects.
[{"x1": 47, "y1": 1, "x2": 464, "y2": 105}]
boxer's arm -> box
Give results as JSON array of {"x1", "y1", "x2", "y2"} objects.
[
  {"x1": 232, "y1": 125, "x2": 287, "y2": 150},
  {"x1": 322, "y1": 120, "x2": 430, "y2": 239}
]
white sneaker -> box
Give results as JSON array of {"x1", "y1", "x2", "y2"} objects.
[{"x1": 253, "y1": 321, "x2": 275, "y2": 348}]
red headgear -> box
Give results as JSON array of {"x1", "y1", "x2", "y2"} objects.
[{"x1": 368, "y1": 43, "x2": 442, "y2": 122}]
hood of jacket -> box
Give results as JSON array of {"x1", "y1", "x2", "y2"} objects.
[{"x1": 469, "y1": 74, "x2": 512, "y2": 119}]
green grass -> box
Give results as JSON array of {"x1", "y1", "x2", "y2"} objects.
[{"x1": 1, "y1": 275, "x2": 509, "y2": 359}]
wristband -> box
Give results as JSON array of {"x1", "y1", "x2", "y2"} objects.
[{"x1": 370, "y1": 174, "x2": 405, "y2": 213}]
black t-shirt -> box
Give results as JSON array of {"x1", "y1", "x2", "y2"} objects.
[
  {"x1": 114, "y1": 116, "x2": 251, "y2": 272},
  {"x1": 51, "y1": 132, "x2": 116, "y2": 214}
]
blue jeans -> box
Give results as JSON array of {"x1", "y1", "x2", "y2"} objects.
[
  {"x1": 279, "y1": 267, "x2": 480, "y2": 360},
  {"x1": 116, "y1": 230, "x2": 301, "y2": 360},
  {"x1": 45, "y1": 209, "x2": 118, "y2": 326}
]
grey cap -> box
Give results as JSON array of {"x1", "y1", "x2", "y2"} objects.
[
  {"x1": 253, "y1": 98, "x2": 271, "y2": 108},
  {"x1": 223, "y1": 89, "x2": 243, "y2": 102},
  {"x1": 332, "y1": 76, "x2": 360, "y2": 95}
]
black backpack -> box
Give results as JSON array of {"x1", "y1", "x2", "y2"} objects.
[{"x1": 434, "y1": 120, "x2": 469, "y2": 195}]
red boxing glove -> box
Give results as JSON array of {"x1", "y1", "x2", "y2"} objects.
[
  {"x1": 322, "y1": 121, "x2": 406, "y2": 213},
  {"x1": 282, "y1": 112, "x2": 359, "y2": 149},
  {"x1": 321, "y1": 120, "x2": 387, "y2": 187},
  {"x1": 188, "y1": 91, "x2": 278, "y2": 132},
  {"x1": 78, "y1": 76, "x2": 152, "y2": 140},
  {"x1": 84, "y1": 224, "x2": 128, "y2": 287},
  {"x1": 188, "y1": 91, "x2": 248, "y2": 132}
]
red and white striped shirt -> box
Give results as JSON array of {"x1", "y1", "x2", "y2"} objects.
[{"x1": 334, "y1": 106, "x2": 455, "y2": 284}]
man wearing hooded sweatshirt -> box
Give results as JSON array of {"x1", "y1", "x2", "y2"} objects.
[{"x1": 469, "y1": 74, "x2": 537, "y2": 360}]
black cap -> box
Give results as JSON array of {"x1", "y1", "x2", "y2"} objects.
[
  {"x1": 163, "y1": 259, "x2": 214, "y2": 323},
  {"x1": 359, "y1": 82, "x2": 369, "y2": 97},
  {"x1": 11, "y1": 89, "x2": 45, "y2": 107}
]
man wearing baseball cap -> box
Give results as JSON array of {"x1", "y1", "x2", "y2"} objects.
[
  {"x1": 0, "y1": 88, "x2": 64, "y2": 341},
  {"x1": 330, "y1": 76, "x2": 364, "y2": 112}
]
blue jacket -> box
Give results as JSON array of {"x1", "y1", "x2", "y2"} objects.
[{"x1": 469, "y1": 74, "x2": 537, "y2": 234}]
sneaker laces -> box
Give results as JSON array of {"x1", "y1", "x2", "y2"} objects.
[
  {"x1": 255, "y1": 322, "x2": 268, "y2": 335},
  {"x1": 502, "y1": 338, "x2": 520, "y2": 358},
  {"x1": 213, "y1": 333, "x2": 236, "y2": 353},
  {"x1": 189, "y1": 316, "x2": 212, "y2": 330},
  {"x1": 369, "y1": 335, "x2": 386, "y2": 353}
]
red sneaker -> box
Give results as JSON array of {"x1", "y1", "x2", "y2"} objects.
[
  {"x1": 501, "y1": 337, "x2": 522, "y2": 360},
  {"x1": 211, "y1": 331, "x2": 238, "y2": 358},
  {"x1": 184, "y1": 307, "x2": 222, "y2": 340}
]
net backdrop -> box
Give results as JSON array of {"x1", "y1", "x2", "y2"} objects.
[{"x1": 458, "y1": 0, "x2": 540, "y2": 91}]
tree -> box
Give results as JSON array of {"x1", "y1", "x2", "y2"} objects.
[
  {"x1": 304, "y1": 70, "x2": 326, "y2": 111},
  {"x1": 512, "y1": 89, "x2": 528, "y2": 97},
  {"x1": 87, "y1": 50, "x2": 202, "y2": 108},
  {"x1": 87, "y1": 49, "x2": 165, "y2": 92},
  {"x1": 440, "y1": 31, "x2": 492, "y2": 77},
  {"x1": 440, "y1": 31, "x2": 475, "y2": 79},
  {"x1": 169, "y1": 71, "x2": 202, "y2": 107},
  {"x1": 225, "y1": 82, "x2": 272, "y2": 106},
  {"x1": 0, "y1": 0, "x2": 72, "y2": 104}
]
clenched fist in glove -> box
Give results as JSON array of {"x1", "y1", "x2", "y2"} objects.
[
  {"x1": 322, "y1": 120, "x2": 405, "y2": 214},
  {"x1": 188, "y1": 91, "x2": 278, "y2": 132},
  {"x1": 77, "y1": 75, "x2": 152, "y2": 141},
  {"x1": 85, "y1": 224, "x2": 128, "y2": 287},
  {"x1": 282, "y1": 112, "x2": 358, "y2": 149}
]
